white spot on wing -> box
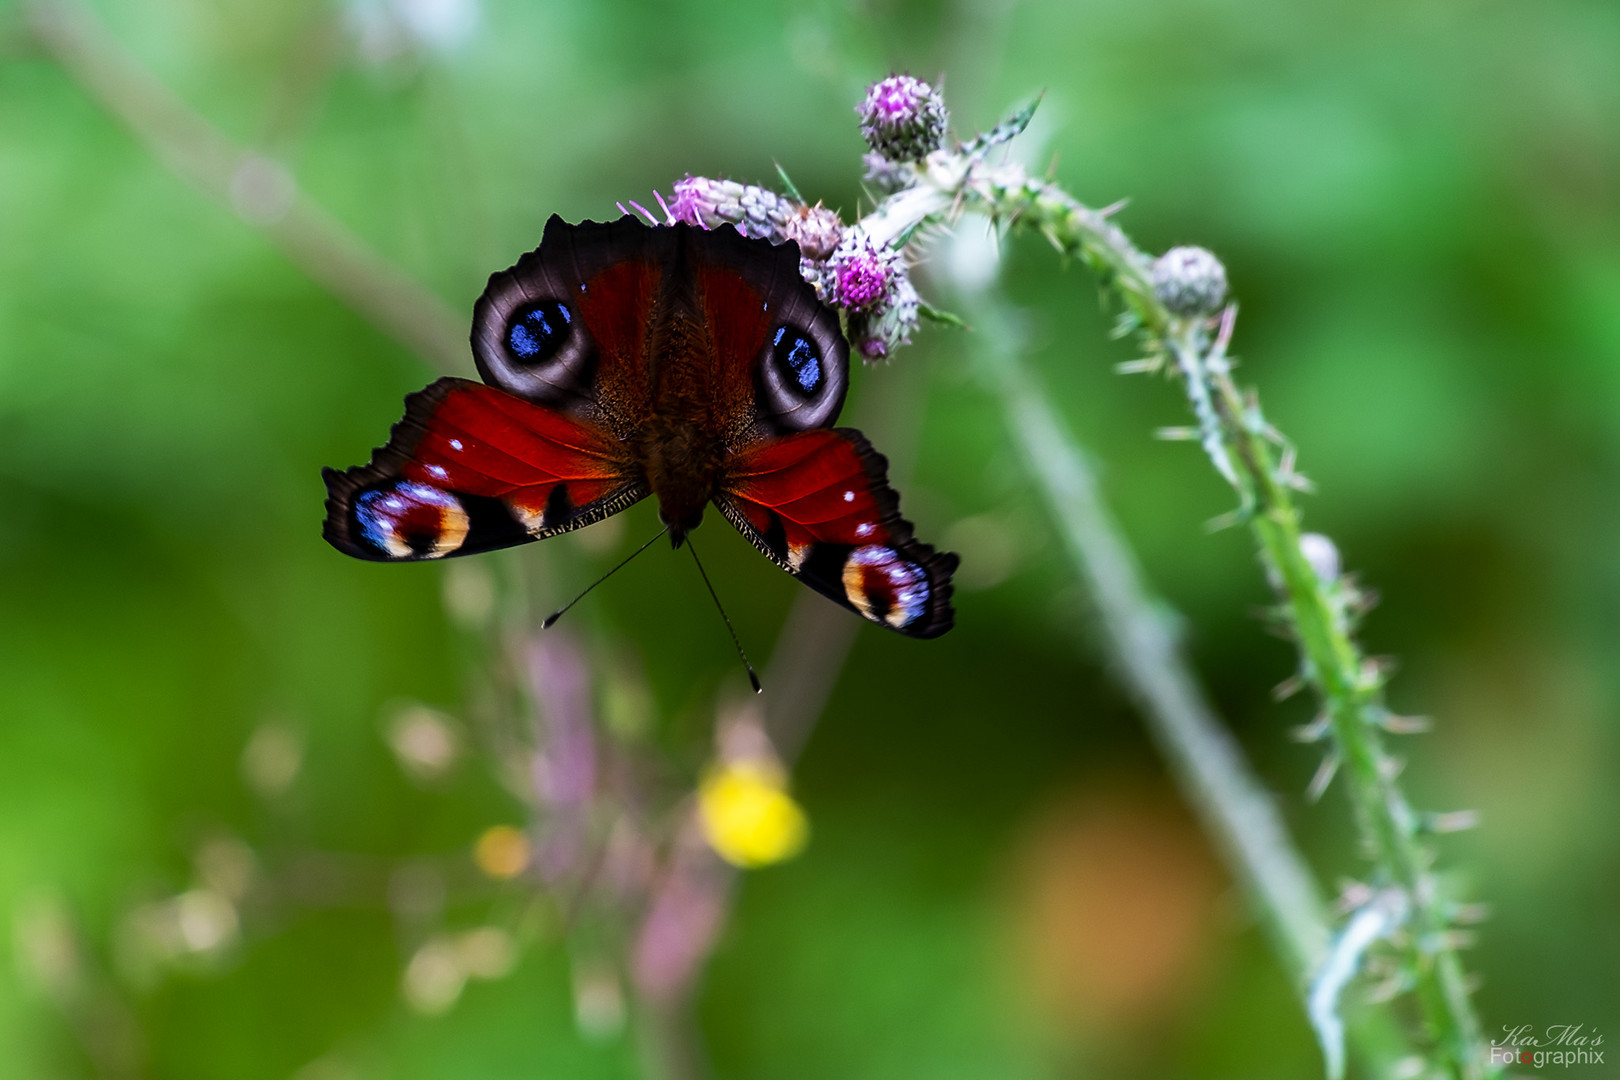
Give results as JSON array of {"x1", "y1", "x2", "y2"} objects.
[
  {"x1": 449, "y1": 438, "x2": 464, "y2": 451},
  {"x1": 843, "y1": 491, "x2": 854, "y2": 503}
]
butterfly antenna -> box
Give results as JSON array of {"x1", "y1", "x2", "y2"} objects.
[
  {"x1": 542, "y1": 524, "x2": 669, "y2": 629},
  {"x1": 685, "y1": 538, "x2": 762, "y2": 694}
]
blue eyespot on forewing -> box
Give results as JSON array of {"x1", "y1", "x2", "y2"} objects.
[
  {"x1": 772, "y1": 326, "x2": 822, "y2": 393},
  {"x1": 752, "y1": 312, "x2": 847, "y2": 433},
  {"x1": 506, "y1": 300, "x2": 572, "y2": 364}
]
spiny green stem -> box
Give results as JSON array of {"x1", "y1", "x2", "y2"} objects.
[
  {"x1": 1196, "y1": 334, "x2": 1485, "y2": 1079},
  {"x1": 906, "y1": 133, "x2": 1491, "y2": 1080}
]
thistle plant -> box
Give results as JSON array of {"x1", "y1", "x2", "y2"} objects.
[{"x1": 657, "y1": 78, "x2": 1492, "y2": 1080}]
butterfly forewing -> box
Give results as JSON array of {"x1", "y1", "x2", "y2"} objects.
[{"x1": 471, "y1": 216, "x2": 670, "y2": 427}]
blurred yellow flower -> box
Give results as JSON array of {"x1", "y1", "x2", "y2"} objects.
[
  {"x1": 698, "y1": 761, "x2": 809, "y2": 868},
  {"x1": 473, "y1": 825, "x2": 532, "y2": 880}
]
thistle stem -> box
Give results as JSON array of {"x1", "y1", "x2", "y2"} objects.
[
  {"x1": 963, "y1": 295, "x2": 1330, "y2": 980},
  {"x1": 917, "y1": 144, "x2": 1488, "y2": 1079}
]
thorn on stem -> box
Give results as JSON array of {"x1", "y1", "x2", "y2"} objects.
[
  {"x1": 1432, "y1": 929, "x2": 1479, "y2": 951},
  {"x1": 1306, "y1": 754, "x2": 1340, "y2": 803},
  {"x1": 1154, "y1": 426, "x2": 1199, "y2": 441},
  {"x1": 1348, "y1": 583, "x2": 1381, "y2": 616},
  {"x1": 1366, "y1": 971, "x2": 1413, "y2": 1004},
  {"x1": 1272, "y1": 674, "x2": 1306, "y2": 702},
  {"x1": 1290, "y1": 714, "x2": 1332, "y2": 743},
  {"x1": 1357, "y1": 657, "x2": 1395, "y2": 691},
  {"x1": 1422, "y1": 809, "x2": 1481, "y2": 834},
  {"x1": 1375, "y1": 711, "x2": 1432, "y2": 735}
]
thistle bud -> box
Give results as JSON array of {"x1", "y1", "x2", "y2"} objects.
[
  {"x1": 782, "y1": 203, "x2": 844, "y2": 262},
  {"x1": 665, "y1": 176, "x2": 846, "y2": 296},
  {"x1": 668, "y1": 176, "x2": 779, "y2": 240},
  {"x1": 1151, "y1": 245, "x2": 1228, "y2": 316},
  {"x1": 857, "y1": 75, "x2": 948, "y2": 164},
  {"x1": 1299, "y1": 532, "x2": 1341, "y2": 583},
  {"x1": 861, "y1": 151, "x2": 915, "y2": 195}
]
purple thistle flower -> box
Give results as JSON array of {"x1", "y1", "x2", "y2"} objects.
[
  {"x1": 857, "y1": 75, "x2": 948, "y2": 164},
  {"x1": 838, "y1": 260, "x2": 888, "y2": 309},
  {"x1": 827, "y1": 228, "x2": 899, "y2": 311}
]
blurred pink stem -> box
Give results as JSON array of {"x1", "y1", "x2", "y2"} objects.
[
  {"x1": 526, "y1": 633, "x2": 599, "y2": 883},
  {"x1": 628, "y1": 365, "x2": 910, "y2": 1077}
]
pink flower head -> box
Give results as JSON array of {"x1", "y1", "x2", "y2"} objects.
[
  {"x1": 827, "y1": 229, "x2": 899, "y2": 312},
  {"x1": 837, "y1": 252, "x2": 889, "y2": 309},
  {"x1": 871, "y1": 78, "x2": 921, "y2": 120}
]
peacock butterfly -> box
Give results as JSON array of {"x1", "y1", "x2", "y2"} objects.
[{"x1": 322, "y1": 215, "x2": 957, "y2": 638}]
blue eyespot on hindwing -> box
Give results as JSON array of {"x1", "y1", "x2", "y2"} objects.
[
  {"x1": 842, "y1": 544, "x2": 930, "y2": 630},
  {"x1": 352, "y1": 480, "x2": 470, "y2": 559}
]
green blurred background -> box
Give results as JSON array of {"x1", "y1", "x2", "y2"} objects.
[{"x1": 1, "y1": 0, "x2": 1617, "y2": 1076}]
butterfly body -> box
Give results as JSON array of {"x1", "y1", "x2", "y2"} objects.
[{"x1": 324, "y1": 215, "x2": 958, "y2": 637}]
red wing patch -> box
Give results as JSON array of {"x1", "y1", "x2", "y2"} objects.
[
  {"x1": 577, "y1": 258, "x2": 659, "y2": 422},
  {"x1": 696, "y1": 262, "x2": 774, "y2": 391},
  {"x1": 323, "y1": 378, "x2": 646, "y2": 561},
  {"x1": 715, "y1": 428, "x2": 957, "y2": 638}
]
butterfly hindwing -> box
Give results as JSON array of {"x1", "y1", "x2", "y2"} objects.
[
  {"x1": 715, "y1": 428, "x2": 958, "y2": 638},
  {"x1": 323, "y1": 377, "x2": 647, "y2": 562}
]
